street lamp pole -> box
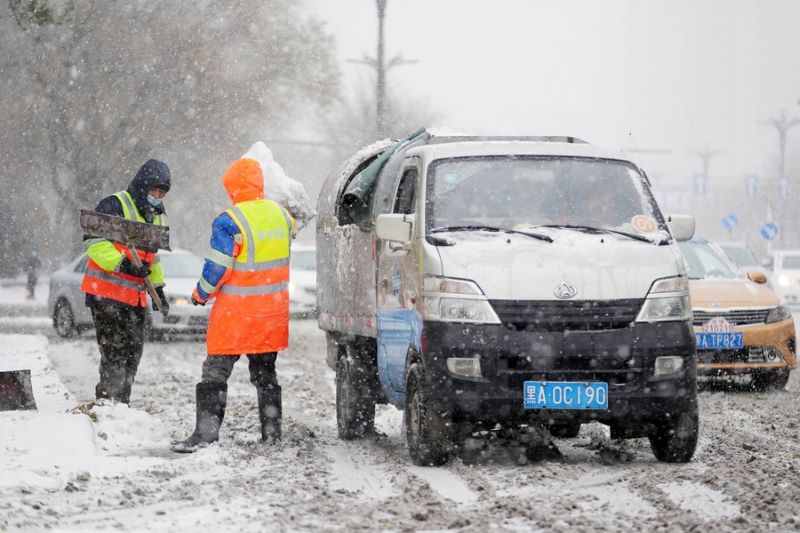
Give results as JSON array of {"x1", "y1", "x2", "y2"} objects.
[
  {"x1": 347, "y1": 0, "x2": 417, "y2": 138},
  {"x1": 761, "y1": 109, "x2": 800, "y2": 177}
]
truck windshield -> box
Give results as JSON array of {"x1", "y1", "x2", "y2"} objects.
[{"x1": 425, "y1": 156, "x2": 667, "y2": 240}]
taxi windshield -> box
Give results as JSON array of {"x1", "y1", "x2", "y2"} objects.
[
  {"x1": 425, "y1": 156, "x2": 667, "y2": 240},
  {"x1": 679, "y1": 241, "x2": 737, "y2": 279}
]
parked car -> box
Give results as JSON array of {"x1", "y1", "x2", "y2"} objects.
[
  {"x1": 680, "y1": 238, "x2": 795, "y2": 391},
  {"x1": 48, "y1": 248, "x2": 212, "y2": 338},
  {"x1": 317, "y1": 130, "x2": 699, "y2": 465},
  {"x1": 770, "y1": 249, "x2": 800, "y2": 307},
  {"x1": 289, "y1": 243, "x2": 317, "y2": 316},
  {"x1": 717, "y1": 241, "x2": 770, "y2": 283}
]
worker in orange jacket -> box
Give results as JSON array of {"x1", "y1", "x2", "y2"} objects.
[{"x1": 172, "y1": 157, "x2": 294, "y2": 452}]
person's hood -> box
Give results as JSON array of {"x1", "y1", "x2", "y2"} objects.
[
  {"x1": 223, "y1": 157, "x2": 264, "y2": 204},
  {"x1": 127, "y1": 159, "x2": 171, "y2": 221}
]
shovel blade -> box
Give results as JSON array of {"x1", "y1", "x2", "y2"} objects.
[
  {"x1": 80, "y1": 209, "x2": 171, "y2": 251},
  {"x1": 0, "y1": 370, "x2": 37, "y2": 411}
]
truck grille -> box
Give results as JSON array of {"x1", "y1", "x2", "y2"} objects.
[
  {"x1": 692, "y1": 309, "x2": 770, "y2": 327},
  {"x1": 490, "y1": 299, "x2": 643, "y2": 332}
]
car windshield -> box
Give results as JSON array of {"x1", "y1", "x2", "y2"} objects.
[
  {"x1": 781, "y1": 255, "x2": 800, "y2": 269},
  {"x1": 679, "y1": 241, "x2": 737, "y2": 279},
  {"x1": 291, "y1": 250, "x2": 316, "y2": 271},
  {"x1": 159, "y1": 252, "x2": 204, "y2": 277},
  {"x1": 425, "y1": 156, "x2": 667, "y2": 240},
  {"x1": 720, "y1": 245, "x2": 758, "y2": 267}
]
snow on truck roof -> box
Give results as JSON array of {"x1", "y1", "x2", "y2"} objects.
[{"x1": 403, "y1": 136, "x2": 638, "y2": 165}]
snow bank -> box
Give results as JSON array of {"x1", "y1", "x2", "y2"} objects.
[{"x1": 242, "y1": 141, "x2": 316, "y2": 229}]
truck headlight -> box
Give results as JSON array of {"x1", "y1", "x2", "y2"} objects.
[
  {"x1": 778, "y1": 274, "x2": 793, "y2": 287},
  {"x1": 766, "y1": 305, "x2": 791, "y2": 323},
  {"x1": 423, "y1": 276, "x2": 500, "y2": 324},
  {"x1": 636, "y1": 276, "x2": 692, "y2": 322}
]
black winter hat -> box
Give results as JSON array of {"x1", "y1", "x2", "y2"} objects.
[{"x1": 128, "y1": 159, "x2": 171, "y2": 198}]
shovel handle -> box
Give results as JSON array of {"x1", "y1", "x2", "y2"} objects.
[{"x1": 127, "y1": 245, "x2": 167, "y2": 316}]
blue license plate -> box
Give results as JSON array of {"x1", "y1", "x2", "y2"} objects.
[
  {"x1": 523, "y1": 381, "x2": 608, "y2": 410},
  {"x1": 695, "y1": 332, "x2": 743, "y2": 350}
]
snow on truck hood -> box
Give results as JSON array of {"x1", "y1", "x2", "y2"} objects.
[{"x1": 435, "y1": 231, "x2": 684, "y2": 301}]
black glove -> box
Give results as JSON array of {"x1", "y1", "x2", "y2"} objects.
[
  {"x1": 191, "y1": 292, "x2": 206, "y2": 306},
  {"x1": 153, "y1": 286, "x2": 169, "y2": 315},
  {"x1": 118, "y1": 256, "x2": 151, "y2": 279}
]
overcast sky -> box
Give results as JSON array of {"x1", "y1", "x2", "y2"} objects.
[{"x1": 309, "y1": 0, "x2": 800, "y2": 189}]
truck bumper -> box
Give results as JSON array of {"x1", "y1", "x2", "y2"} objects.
[{"x1": 421, "y1": 320, "x2": 697, "y2": 429}]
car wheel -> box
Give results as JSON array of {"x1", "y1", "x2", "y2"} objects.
[
  {"x1": 549, "y1": 421, "x2": 581, "y2": 439},
  {"x1": 53, "y1": 299, "x2": 77, "y2": 338},
  {"x1": 335, "y1": 347, "x2": 376, "y2": 439},
  {"x1": 648, "y1": 405, "x2": 699, "y2": 463},
  {"x1": 751, "y1": 369, "x2": 790, "y2": 391},
  {"x1": 405, "y1": 363, "x2": 451, "y2": 466}
]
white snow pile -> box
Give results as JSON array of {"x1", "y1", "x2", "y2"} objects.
[
  {"x1": 0, "y1": 334, "x2": 170, "y2": 493},
  {"x1": 242, "y1": 141, "x2": 316, "y2": 229}
]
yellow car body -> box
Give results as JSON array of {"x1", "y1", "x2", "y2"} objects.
[{"x1": 691, "y1": 279, "x2": 796, "y2": 377}]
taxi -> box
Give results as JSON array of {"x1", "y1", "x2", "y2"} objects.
[{"x1": 680, "y1": 238, "x2": 795, "y2": 390}]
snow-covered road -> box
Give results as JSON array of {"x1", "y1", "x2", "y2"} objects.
[{"x1": 2, "y1": 320, "x2": 799, "y2": 531}]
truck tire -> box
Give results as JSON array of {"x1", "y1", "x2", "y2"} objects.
[
  {"x1": 405, "y1": 363, "x2": 451, "y2": 466},
  {"x1": 336, "y1": 350, "x2": 376, "y2": 439},
  {"x1": 751, "y1": 369, "x2": 790, "y2": 391},
  {"x1": 648, "y1": 406, "x2": 699, "y2": 463},
  {"x1": 549, "y1": 421, "x2": 581, "y2": 439}
]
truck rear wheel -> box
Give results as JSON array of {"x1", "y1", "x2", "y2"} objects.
[
  {"x1": 405, "y1": 363, "x2": 451, "y2": 466},
  {"x1": 336, "y1": 349, "x2": 376, "y2": 439},
  {"x1": 648, "y1": 406, "x2": 699, "y2": 463}
]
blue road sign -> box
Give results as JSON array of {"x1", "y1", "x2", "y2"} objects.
[
  {"x1": 722, "y1": 213, "x2": 738, "y2": 231},
  {"x1": 745, "y1": 175, "x2": 759, "y2": 198},
  {"x1": 778, "y1": 175, "x2": 791, "y2": 199},
  {"x1": 760, "y1": 222, "x2": 779, "y2": 241},
  {"x1": 693, "y1": 173, "x2": 707, "y2": 196}
]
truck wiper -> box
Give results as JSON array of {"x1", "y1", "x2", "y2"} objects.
[
  {"x1": 534, "y1": 224, "x2": 668, "y2": 245},
  {"x1": 429, "y1": 225, "x2": 553, "y2": 243}
]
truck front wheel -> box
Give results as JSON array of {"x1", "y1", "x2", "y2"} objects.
[
  {"x1": 648, "y1": 405, "x2": 699, "y2": 463},
  {"x1": 336, "y1": 350, "x2": 376, "y2": 439},
  {"x1": 405, "y1": 363, "x2": 451, "y2": 466}
]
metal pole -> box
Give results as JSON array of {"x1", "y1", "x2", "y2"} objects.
[{"x1": 376, "y1": 0, "x2": 387, "y2": 138}]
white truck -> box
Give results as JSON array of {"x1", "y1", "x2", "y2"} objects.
[{"x1": 316, "y1": 130, "x2": 698, "y2": 465}]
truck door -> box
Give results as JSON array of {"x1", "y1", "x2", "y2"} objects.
[{"x1": 376, "y1": 165, "x2": 423, "y2": 406}]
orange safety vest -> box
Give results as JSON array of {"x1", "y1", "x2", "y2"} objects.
[
  {"x1": 80, "y1": 191, "x2": 163, "y2": 307},
  {"x1": 206, "y1": 199, "x2": 292, "y2": 355}
]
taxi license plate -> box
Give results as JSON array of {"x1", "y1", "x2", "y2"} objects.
[
  {"x1": 523, "y1": 381, "x2": 608, "y2": 410},
  {"x1": 695, "y1": 332, "x2": 743, "y2": 350}
]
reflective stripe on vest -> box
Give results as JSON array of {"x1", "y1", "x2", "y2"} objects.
[{"x1": 221, "y1": 200, "x2": 290, "y2": 294}]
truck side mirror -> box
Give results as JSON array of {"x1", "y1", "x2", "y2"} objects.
[
  {"x1": 666, "y1": 214, "x2": 695, "y2": 242},
  {"x1": 375, "y1": 214, "x2": 413, "y2": 244}
]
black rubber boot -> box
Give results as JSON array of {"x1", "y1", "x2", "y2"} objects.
[
  {"x1": 171, "y1": 382, "x2": 227, "y2": 453},
  {"x1": 257, "y1": 384, "x2": 282, "y2": 442}
]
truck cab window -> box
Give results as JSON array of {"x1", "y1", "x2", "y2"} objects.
[{"x1": 393, "y1": 168, "x2": 417, "y2": 214}]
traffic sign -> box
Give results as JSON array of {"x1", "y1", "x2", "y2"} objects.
[
  {"x1": 721, "y1": 213, "x2": 738, "y2": 231},
  {"x1": 693, "y1": 173, "x2": 707, "y2": 196},
  {"x1": 745, "y1": 175, "x2": 759, "y2": 198},
  {"x1": 778, "y1": 175, "x2": 791, "y2": 199},
  {"x1": 760, "y1": 222, "x2": 779, "y2": 241}
]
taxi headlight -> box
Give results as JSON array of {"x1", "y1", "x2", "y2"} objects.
[
  {"x1": 169, "y1": 296, "x2": 190, "y2": 306},
  {"x1": 766, "y1": 305, "x2": 791, "y2": 323}
]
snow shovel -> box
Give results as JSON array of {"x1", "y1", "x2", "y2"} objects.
[
  {"x1": 0, "y1": 369, "x2": 36, "y2": 410},
  {"x1": 80, "y1": 209, "x2": 171, "y2": 316}
]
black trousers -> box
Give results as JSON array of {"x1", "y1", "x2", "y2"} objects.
[
  {"x1": 91, "y1": 305, "x2": 146, "y2": 403},
  {"x1": 200, "y1": 353, "x2": 278, "y2": 389}
]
